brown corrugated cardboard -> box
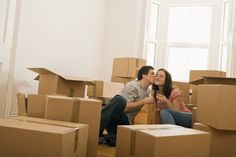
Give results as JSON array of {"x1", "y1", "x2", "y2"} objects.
[
  {"x1": 14, "y1": 116, "x2": 88, "y2": 157},
  {"x1": 27, "y1": 94, "x2": 47, "y2": 118},
  {"x1": 189, "y1": 70, "x2": 226, "y2": 105},
  {"x1": 0, "y1": 117, "x2": 88, "y2": 157},
  {"x1": 194, "y1": 123, "x2": 236, "y2": 157},
  {"x1": 44, "y1": 96, "x2": 102, "y2": 157},
  {"x1": 189, "y1": 70, "x2": 226, "y2": 82},
  {"x1": 87, "y1": 80, "x2": 124, "y2": 98},
  {"x1": 173, "y1": 81, "x2": 190, "y2": 104},
  {"x1": 111, "y1": 76, "x2": 135, "y2": 83},
  {"x1": 16, "y1": 93, "x2": 27, "y2": 116},
  {"x1": 197, "y1": 84, "x2": 236, "y2": 130},
  {"x1": 28, "y1": 67, "x2": 94, "y2": 97},
  {"x1": 112, "y1": 57, "x2": 146, "y2": 77},
  {"x1": 134, "y1": 104, "x2": 161, "y2": 124},
  {"x1": 135, "y1": 126, "x2": 211, "y2": 157},
  {"x1": 116, "y1": 125, "x2": 182, "y2": 157}
]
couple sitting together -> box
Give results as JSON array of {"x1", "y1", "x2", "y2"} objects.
[{"x1": 99, "y1": 66, "x2": 192, "y2": 146}]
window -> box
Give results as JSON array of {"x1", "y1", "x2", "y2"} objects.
[
  {"x1": 144, "y1": 0, "x2": 160, "y2": 67},
  {"x1": 219, "y1": 0, "x2": 230, "y2": 72},
  {"x1": 167, "y1": 5, "x2": 212, "y2": 81}
]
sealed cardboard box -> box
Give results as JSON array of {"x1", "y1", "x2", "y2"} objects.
[
  {"x1": 189, "y1": 70, "x2": 226, "y2": 105},
  {"x1": 173, "y1": 81, "x2": 190, "y2": 104},
  {"x1": 45, "y1": 96, "x2": 102, "y2": 157},
  {"x1": 16, "y1": 93, "x2": 27, "y2": 116},
  {"x1": 87, "y1": 80, "x2": 124, "y2": 98},
  {"x1": 116, "y1": 125, "x2": 180, "y2": 157},
  {"x1": 27, "y1": 94, "x2": 47, "y2": 118},
  {"x1": 197, "y1": 84, "x2": 236, "y2": 130},
  {"x1": 135, "y1": 125, "x2": 210, "y2": 157},
  {"x1": 194, "y1": 123, "x2": 236, "y2": 157},
  {"x1": 28, "y1": 67, "x2": 94, "y2": 97},
  {"x1": 112, "y1": 57, "x2": 146, "y2": 77},
  {"x1": 0, "y1": 117, "x2": 88, "y2": 157}
]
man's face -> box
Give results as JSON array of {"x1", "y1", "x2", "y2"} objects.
[{"x1": 143, "y1": 69, "x2": 155, "y2": 84}]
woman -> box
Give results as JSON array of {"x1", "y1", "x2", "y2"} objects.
[{"x1": 153, "y1": 68, "x2": 192, "y2": 128}]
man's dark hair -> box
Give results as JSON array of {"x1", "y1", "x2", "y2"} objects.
[{"x1": 137, "y1": 65, "x2": 154, "y2": 80}]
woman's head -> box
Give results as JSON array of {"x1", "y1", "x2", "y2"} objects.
[{"x1": 155, "y1": 68, "x2": 173, "y2": 98}]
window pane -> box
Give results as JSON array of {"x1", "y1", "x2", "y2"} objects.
[
  {"x1": 148, "y1": 3, "x2": 159, "y2": 40},
  {"x1": 222, "y1": 1, "x2": 229, "y2": 41},
  {"x1": 168, "y1": 6, "x2": 212, "y2": 43},
  {"x1": 146, "y1": 42, "x2": 156, "y2": 67},
  {"x1": 220, "y1": 45, "x2": 228, "y2": 71},
  {"x1": 168, "y1": 47, "x2": 208, "y2": 81}
]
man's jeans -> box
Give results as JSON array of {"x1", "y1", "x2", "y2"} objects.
[
  {"x1": 99, "y1": 95, "x2": 129, "y2": 145},
  {"x1": 160, "y1": 109, "x2": 192, "y2": 128}
]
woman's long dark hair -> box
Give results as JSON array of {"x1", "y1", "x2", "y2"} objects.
[{"x1": 157, "y1": 68, "x2": 173, "y2": 98}]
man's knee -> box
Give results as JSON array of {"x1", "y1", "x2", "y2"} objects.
[{"x1": 113, "y1": 95, "x2": 127, "y2": 109}]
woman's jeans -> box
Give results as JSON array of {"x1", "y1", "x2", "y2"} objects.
[{"x1": 160, "y1": 109, "x2": 192, "y2": 128}]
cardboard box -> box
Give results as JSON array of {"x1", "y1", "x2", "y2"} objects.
[
  {"x1": 16, "y1": 93, "x2": 27, "y2": 116},
  {"x1": 27, "y1": 94, "x2": 47, "y2": 118},
  {"x1": 134, "y1": 104, "x2": 161, "y2": 124},
  {"x1": 197, "y1": 84, "x2": 236, "y2": 130},
  {"x1": 112, "y1": 57, "x2": 146, "y2": 77},
  {"x1": 189, "y1": 70, "x2": 226, "y2": 82},
  {"x1": 194, "y1": 123, "x2": 236, "y2": 157},
  {"x1": 116, "y1": 124, "x2": 210, "y2": 157},
  {"x1": 45, "y1": 96, "x2": 102, "y2": 157},
  {"x1": 135, "y1": 126, "x2": 211, "y2": 157},
  {"x1": 111, "y1": 76, "x2": 135, "y2": 83},
  {"x1": 87, "y1": 80, "x2": 124, "y2": 98},
  {"x1": 28, "y1": 68, "x2": 94, "y2": 97},
  {"x1": 173, "y1": 81, "x2": 190, "y2": 104},
  {"x1": 189, "y1": 70, "x2": 226, "y2": 105},
  {"x1": 116, "y1": 125, "x2": 181, "y2": 157},
  {"x1": 0, "y1": 117, "x2": 88, "y2": 157}
]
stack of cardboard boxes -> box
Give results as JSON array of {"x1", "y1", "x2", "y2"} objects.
[
  {"x1": 189, "y1": 71, "x2": 236, "y2": 157},
  {"x1": 15, "y1": 67, "x2": 103, "y2": 157}
]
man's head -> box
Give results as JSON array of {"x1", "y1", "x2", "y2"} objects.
[{"x1": 137, "y1": 65, "x2": 155, "y2": 84}]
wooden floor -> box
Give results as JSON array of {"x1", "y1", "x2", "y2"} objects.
[{"x1": 97, "y1": 144, "x2": 116, "y2": 157}]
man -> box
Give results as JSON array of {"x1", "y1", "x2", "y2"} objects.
[{"x1": 99, "y1": 65, "x2": 155, "y2": 146}]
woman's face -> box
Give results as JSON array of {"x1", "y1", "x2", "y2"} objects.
[{"x1": 155, "y1": 70, "x2": 166, "y2": 86}]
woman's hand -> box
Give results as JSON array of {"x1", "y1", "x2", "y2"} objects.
[{"x1": 156, "y1": 94, "x2": 168, "y2": 104}]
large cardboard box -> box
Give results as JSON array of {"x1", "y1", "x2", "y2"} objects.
[
  {"x1": 16, "y1": 93, "x2": 27, "y2": 116},
  {"x1": 116, "y1": 124, "x2": 210, "y2": 157},
  {"x1": 28, "y1": 68, "x2": 94, "y2": 97},
  {"x1": 189, "y1": 70, "x2": 226, "y2": 82},
  {"x1": 194, "y1": 123, "x2": 236, "y2": 157},
  {"x1": 27, "y1": 94, "x2": 47, "y2": 118},
  {"x1": 189, "y1": 70, "x2": 226, "y2": 105},
  {"x1": 111, "y1": 76, "x2": 135, "y2": 83},
  {"x1": 135, "y1": 126, "x2": 210, "y2": 157},
  {"x1": 173, "y1": 81, "x2": 190, "y2": 104},
  {"x1": 116, "y1": 125, "x2": 180, "y2": 157},
  {"x1": 45, "y1": 96, "x2": 102, "y2": 157},
  {"x1": 87, "y1": 80, "x2": 124, "y2": 98},
  {"x1": 197, "y1": 84, "x2": 236, "y2": 130},
  {"x1": 112, "y1": 57, "x2": 146, "y2": 77},
  {"x1": 0, "y1": 117, "x2": 88, "y2": 157}
]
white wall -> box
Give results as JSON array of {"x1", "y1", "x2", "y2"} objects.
[
  {"x1": 0, "y1": 0, "x2": 148, "y2": 117},
  {"x1": 101, "y1": 0, "x2": 147, "y2": 79}
]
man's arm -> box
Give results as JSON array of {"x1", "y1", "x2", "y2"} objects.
[{"x1": 124, "y1": 96, "x2": 154, "y2": 113}]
